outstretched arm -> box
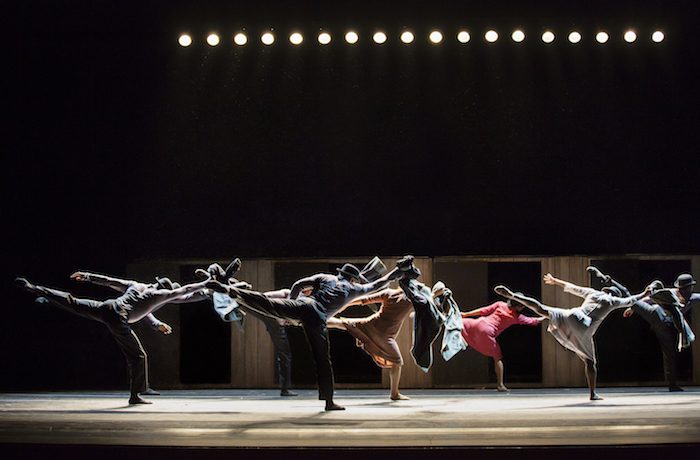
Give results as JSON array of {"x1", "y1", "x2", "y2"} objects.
[
  {"x1": 71, "y1": 271, "x2": 136, "y2": 293},
  {"x1": 545, "y1": 273, "x2": 597, "y2": 299},
  {"x1": 143, "y1": 314, "x2": 172, "y2": 334},
  {"x1": 289, "y1": 275, "x2": 323, "y2": 299}
]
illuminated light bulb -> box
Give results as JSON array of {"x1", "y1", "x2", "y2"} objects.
[
  {"x1": 233, "y1": 33, "x2": 247, "y2": 46},
  {"x1": 596, "y1": 31, "x2": 609, "y2": 43},
  {"x1": 400, "y1": 31, "x2": 414, "y2": 44},
  {"x1": 568, "y1": 31, "x2": 582, "y2": 43},
  {"x1": 429, "y1": 30, "x2": 443, "y2": 44},
  {"x1": 542, "y1": 31, "x2": 555, "y2": 43},
  {"x1": 457, "y1": 30, "x2": 471, "y2": 43},
  {"x1": 318, "y1": 32, "x2": 331, "y2": 45},
  {"x1": 373, "y1": 31, "x2": 387, "y2": 44},
  {"x1": 178, "y1": 34, "x2": 192, "y2": 47},
  {"x1": 512, "y1": 30, "x2": 525, "y2": 42},
  {"x1": 206, "y1": 34, "x2": 220, "y2": 46},
  {"x1": 485, "y1": 30, "x2": 498, "y2": 43},
  {"x1": 345, "y1": 31, "x2": 359, "y2": 44}
]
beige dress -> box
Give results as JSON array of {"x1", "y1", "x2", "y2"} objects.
[{"x1": 341, "y1": 288, "x2": 413, "y2": 368}]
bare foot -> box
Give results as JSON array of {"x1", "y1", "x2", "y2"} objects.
[
  {"x1": 494, "y1": 285, "x2": 514, "y2": 299},
  {"x1": 391, "y1": 393, "x2": 411, "y2": 400},
  {"x1": 496, "y1": 385, "x2": 510, "y2": 392}
]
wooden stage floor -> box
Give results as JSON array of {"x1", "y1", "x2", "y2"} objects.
[{"x1": 0, "y1": 388, "x2": 698, "y2": 458}]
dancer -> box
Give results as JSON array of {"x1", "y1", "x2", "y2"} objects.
[
  {"x1": 207, "y1": 262, "x2": 402, "y2": 410},
  {"x1": 646, "y1": 273, "x2": 698, "y2": 350},
  {"x1": 460, "y1": 298, "x2": 544, "y2": 392},
  {"x1": 495, "y1": 273, "x2": 651, "y2": 400},
  {"x1": 394, "y1": 257, "x2": 466, "y2": 372},
  {"x1": 15, "y1": 273, "x2": 212, "y2": 404},
  {"x1": 327, "y1": 287, "x2": 414, "y2": 401},
  {"x1": 587, "y1": 267, "x2": 693, "y2": 391}
]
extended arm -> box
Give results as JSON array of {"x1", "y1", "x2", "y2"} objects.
[
  {"x1": 71, "y1": 271, "x2": 136, "y2": 293},
  {"x1": 143, "y1": 314, "x2": 172, "y2": 334},
  {"x1": 544, "y1": 273, "x2": 597, "y2": 299},
  {"x1": 289, "y1": 274, "x2": 324, "y2": 299}
]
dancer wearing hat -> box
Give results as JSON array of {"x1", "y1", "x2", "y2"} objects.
[
  {"x1": 459, "y1": 297, "x2": 545, "y2": 392},
  {"x1": 646, "y1": 273, "x2": 699, "y2": 350},
  {"x1": 495, "y1": 273, "x2": 651, "y2": 400},
  {"x1": 587, "y1": 267, "x2": 694, "y2": 391},
  {"x1": 14, "y1": 272, "x2": 212, "y2": 404},
  {"x1": 207, "y1": 262, "x2": 402, "y2": 410}
]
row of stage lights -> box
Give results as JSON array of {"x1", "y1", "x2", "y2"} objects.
[{"x1": 178, "y1": 29, "x2": 666, "y2": 47}]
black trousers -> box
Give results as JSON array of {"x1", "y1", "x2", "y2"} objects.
[
  {"x1": 230, "y1": 288, "x2": 333, "y2": 400},
  {"x1": 245, "y1": 309, "x2": 293, "y2": 391},
  {"x1": 632, "y1": 300, "x2": 680, "y2": 387},
  {"x1": 30, "y1": 284, "x2": 148, "y2": 394}
]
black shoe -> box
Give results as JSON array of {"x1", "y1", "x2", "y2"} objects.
[
  {"x1": 396, "y1": 256, "x2": 415, "y2": 271},
  {"x1": 669, "y1": 386, "x2": 685, "y2": 392},
  {"x1": 324, "y1": 401, "x2": 345, "y2": 411},
  {"x1": 128, "y1": 395, "x2": 153, "y2": 405},
  {"x1": 280, "y1": 389, "x2": 298, "y2": 397},
  {"x1": 141, "y1": 388, "x2": 160, "y2": 396},
  {"x1": 15, "y1": 277, "x2": 33, "y2": 291}
]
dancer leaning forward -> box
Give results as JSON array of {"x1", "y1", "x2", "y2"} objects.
[
  {"x1": 495, "y1": 273, "x2": 651, "y2": 400},
  {"x1": 15, "y1": 272, "x2": 213, "y2": 404}
]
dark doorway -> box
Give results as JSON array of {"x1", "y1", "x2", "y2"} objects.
[{"x1": 179, "y1": 265, "x2": 231, "y2": 384}]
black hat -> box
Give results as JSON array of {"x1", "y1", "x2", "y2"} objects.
[
  {"x1": 207, "y1": 263, "x2": 227, "y2": 279},
  {"x1": 336, "y1": 264, "x2": 368, "y2": 283},
  {"x1": 674, "y1": 274, "x2": 697, "y2": 289}
]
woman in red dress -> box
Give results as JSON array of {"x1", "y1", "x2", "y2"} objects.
[{"x1": 461, "y1": 299, "x2": 544, "y2": 391}]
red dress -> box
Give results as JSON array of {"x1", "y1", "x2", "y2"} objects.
[{"x1": 460, "y1": 301, "x2": 541, "y2": 360}]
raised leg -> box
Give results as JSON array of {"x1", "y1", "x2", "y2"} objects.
[{"x1": 495, "y1": 285, "x2": 551, "y2": 319}]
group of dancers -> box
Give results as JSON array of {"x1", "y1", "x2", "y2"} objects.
[{"x1": 15, "y1": 256, "x2": 698, "y2": 410}]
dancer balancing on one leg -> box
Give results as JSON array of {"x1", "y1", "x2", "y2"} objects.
[
  {"x1": 15, "y1": 272, "x2": 212, "y2": 404},
  {"x1": 460, "y1": 297, "x2": 545, "y2": 392},
  {"x1": 207, "y1": 262, "x2": 403, "y2": 411},
  {"x1": 327, "y1": 288, "x2": 415, "y2": 401},
  {"x1": 587, "y1": 267, "x2": 694, "y2": 391},
  {"x1": 495, "y1": 273, "x2": 651, "y2": 400}
]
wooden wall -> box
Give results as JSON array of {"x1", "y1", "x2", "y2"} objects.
[{"x1": 128, "y1": 254, "x2": 698, "y2": 389}]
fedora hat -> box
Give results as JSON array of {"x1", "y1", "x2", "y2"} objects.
[
  {"x1": 337, "y1": 264, "x2": 368, "y2": 283},
  {"x1": 360, "y1": 257, "x2": 387, "y2": 282},
  {"x1": 674, "y1": 274, "x2": 697, "y2": 289}
]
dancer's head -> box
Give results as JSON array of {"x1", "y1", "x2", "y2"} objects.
[
  {"x1": 601, "y1": 286, "x2": 622, "y2": 298},
  {"x1": 506, "y1": 294, "x2": 525, "y2": 312},
  {"x1": 674, "y1": 274, "x2": 696, "y2": 301},
  {"x1": 336, "y1": 264, "x2": 368, "y2": 284}
]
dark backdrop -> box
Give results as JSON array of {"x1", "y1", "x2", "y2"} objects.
[{"x1": 3, "y1": 1, "x2": 699, "y2": 390}]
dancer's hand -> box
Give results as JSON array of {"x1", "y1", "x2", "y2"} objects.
[
  {"x1": 623, "y1": 308, "x2": 634, "y2": 318},
  {"x1": 70, "y1": 271, "x2": 89, "y2": 281},
  {"x1": 543, "y1": 273, "x2": 562, "y2": 285},
  {"x1": 158, "y1": 323, "x2": 173, "y2": 335}
]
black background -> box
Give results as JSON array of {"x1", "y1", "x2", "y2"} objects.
[{"x1": 4, "y1": 1, "x2": 699, "y2": 390}]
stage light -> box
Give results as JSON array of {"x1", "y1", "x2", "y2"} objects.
[
  {"x1": 261, "y1": 32, "x2": 275, "y2": 45},
  {"x1": 318, "y1": 32, "x2": 331, "y2": 45},
  {"x1": 289, "y1": 32, "x2": 303, "y2": 45},
  {"x1": 595, "y1": 31, "x2": 609, "y2": 43},
  {"x1": 373, "y1": 31, "x2": 387, "y2": 44},
  {"x1": 345, "y1": 31, "x2": 359, "y2": 44},
  {"x1": 233, "y1": 33, "x2": 247, "y2": 46},
  {"x1": 429, "y1": 30, "x2": 443, "y2": 44},
  {"x1": 652, "y1": 30, "x2": 665, "y2": 43},
  {"x1": 624, "y1": 30, "x2": 637, "y2": 43},
  {"x1": 541, "y1": 31, "x2": 555, "y2": 43},
  {"x1": 178, "y1": 34, "x2": 192, "y2": 47},
  {"x1": 568, "y1": 31, "x2": 582, "y2": 43},
  {"x1": 512, "y1": 30, "x2": 525, "y2": 42},
  {"x1": 206, "y1": 34, "x2": 220, "y2": 46},
  {"x1": 457, "y1": 30, "x2": 471, "y2": 43},
  {"x1": 400, "y1": 31, "x2": 414, "y2": 44},
  {"x1": 485, "y1": 30, "x2": 498, "y2": 43}
]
